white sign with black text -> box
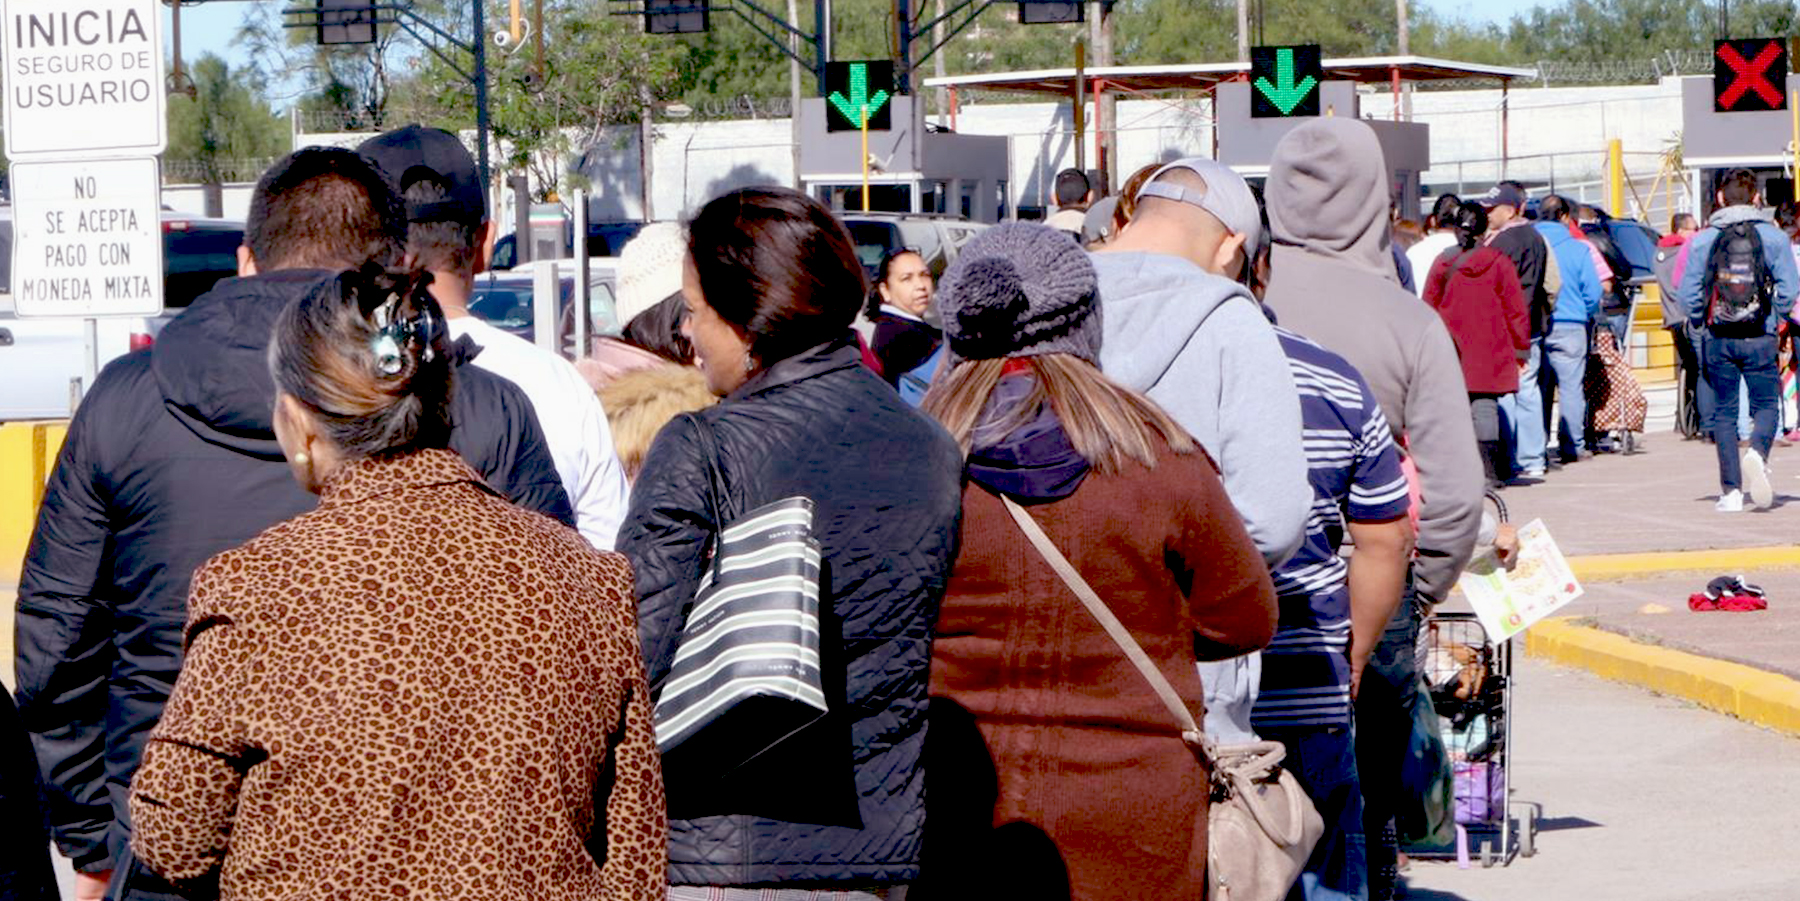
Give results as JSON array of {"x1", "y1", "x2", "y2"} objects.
[
  {"x1": 11, "y1": 157, "x2": 163, "y2": 317},
  {"x1": 0, "y1": 0, "x2": 166, "y2": 160}
]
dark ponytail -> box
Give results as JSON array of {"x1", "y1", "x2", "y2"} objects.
[
  {"x1": 1451, "y1": 201, "x2": 1489, "y2": 252},
  {"x1": 270, "y1": 263, "x2": 454, "y2": 459}
]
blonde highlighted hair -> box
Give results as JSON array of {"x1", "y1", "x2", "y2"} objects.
[{"x1": 921, "y1": 353, "x2": 1195, "y2": 474}]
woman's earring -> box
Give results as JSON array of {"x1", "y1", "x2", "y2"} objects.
[
  {"x1": 743, "y1": 355, "x2": 754, "y2": 374},
  {"x1": 294, "y1": 452, "x2": 311, "y2": 467}
]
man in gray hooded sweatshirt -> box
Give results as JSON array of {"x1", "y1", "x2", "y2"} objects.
[
  {"x1": 1092, "y1": 159, "x2": 1311, "y2": 743},
  {"x1": 1261, "y1": 118, "x2": 1483, "y2": 900}
]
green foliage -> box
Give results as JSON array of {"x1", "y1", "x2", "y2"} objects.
[
  {"x1": 407, "y1": 1, "x2": 691, "y2": 197},
  {"x1": 165, "y1": 53, "x2": 290, "y2": 183}
]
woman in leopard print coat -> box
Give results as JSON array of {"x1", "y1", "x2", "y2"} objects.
[{"x1": 127, "y1": 267, "x2": 667, "y2": 900}]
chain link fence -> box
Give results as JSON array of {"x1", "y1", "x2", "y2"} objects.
[{"x1": 162, "y1": 158, "x2": 285, "y2": 185}]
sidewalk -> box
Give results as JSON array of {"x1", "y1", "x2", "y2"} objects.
[{"x1": 1479, "y1": 434, "x2": 1800, "y2": 736}]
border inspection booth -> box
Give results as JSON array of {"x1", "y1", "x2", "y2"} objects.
[
  {"x1": 925, "y1": 56, "x2": 1534, "y2": 221},
  {"x1": 799, "y1": 95, "x2": 1013, "y2": 223}
]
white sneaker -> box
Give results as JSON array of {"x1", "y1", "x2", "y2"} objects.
[
  {"x1": 1716, "y1": 490, "x2": 1745, "y2": 513},
  {"x1": 1743, "y1": 449, "x2": 1774, "y2": 509}
]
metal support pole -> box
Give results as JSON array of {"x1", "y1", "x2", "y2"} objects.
[
  {"x1": 1073, "y1": 40, "x2": 1085, "y2": 174},
  {"x1": 1093, "y1": 77, "x2": 1105, "y2": 191},
  {"x1": 815, "y1": 0, "x2": 830, "y2": 94},
  {"x1": 1390, "y1": 65, "x2": 1400, "y2": 122},
  {"x1": 1501, "y1": 78, "x2": 1511, "y2": 180},
  {"x1": 474, "y1": 0, "x2": 493, "y2": 190},
  {"x1": 896, "y1": 0, "x2": 912, "y2": 95},
  {"x1": 790, "y1": 0, "x2": 804, "y2": 188},
  {"x1": 574, "y1": 189, "x2": 590, "y2": 359}
]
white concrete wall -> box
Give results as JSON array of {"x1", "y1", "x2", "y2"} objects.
[
  {"x1": 284, "y1": 79, "x2": 1689, "y2": 233},
  {"x1": 160, "y1": 183, "x2": 256, "y2": 221}
]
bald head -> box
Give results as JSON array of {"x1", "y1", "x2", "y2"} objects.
[{"x1": 1108, "y1": 167, "x2": 1248, "y2": 278}]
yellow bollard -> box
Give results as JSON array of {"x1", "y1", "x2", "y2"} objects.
[
  {"x1": 0, "y1": 421, "x2": 69, "y2": 585},
  {"x1": 1607, "y1": 139, "x2": 1625, "y2": 218}
]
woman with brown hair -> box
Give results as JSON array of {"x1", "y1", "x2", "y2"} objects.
[
  {"x1": 127, "y1": 266, "x2": 666, "y2": 900},
  {"x1": 916, "y1": 223, "x2": 1278, "y2": 900},
  {"x1": 618, "y1": 187, "x2": 964, "y2": 898}
]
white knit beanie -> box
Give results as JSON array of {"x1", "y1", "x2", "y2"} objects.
[{"x1": 615, "y1": 222, "x2": 688, "y2": 328}]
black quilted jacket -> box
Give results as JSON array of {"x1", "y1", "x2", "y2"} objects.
[{"x1": 619, "y1": 335, "x2": 963, "y2": 887}]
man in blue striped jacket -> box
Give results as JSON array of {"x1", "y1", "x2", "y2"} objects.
[{"x1": 1252, "y1": 326, "x2": 1416, "y2": 901}]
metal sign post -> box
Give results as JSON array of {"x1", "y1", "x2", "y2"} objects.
[{"x1": 572, "y1": 190, "x2": 590, "y2": 361}]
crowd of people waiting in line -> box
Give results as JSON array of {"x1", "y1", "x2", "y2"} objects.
[{"x1": 2, "y1": 114, "x2": 1783, "y2": 901}]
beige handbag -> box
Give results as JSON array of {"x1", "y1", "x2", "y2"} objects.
[{"x1": 1002, "y1": 496, "x2": 1324, "y2": 901}]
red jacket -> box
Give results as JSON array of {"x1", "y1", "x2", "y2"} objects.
[{"x1": 1424, "y1": 245, "x2": 1531, "y2": 394}]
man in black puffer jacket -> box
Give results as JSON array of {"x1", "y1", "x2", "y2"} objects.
[{"x1": 13, "y1": 147, "x2": 571, "y2": 901}]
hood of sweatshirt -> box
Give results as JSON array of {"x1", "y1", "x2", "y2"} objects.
[
  {"x1": 151, "y1": 269, "x2": 339, "y2": 459},
  {"x1": 1445, "y1": 245, "x2": 1506, "y2": 279},
  {"x1": 1267, "y1": 118, "x2": 1396, "y2": 283},
  {"x1": 1090, "y1": 250, "x2": 1258, "y2": 395},
  {"x1": 1533, "y1": 220, "x2": 1576, "y2": 251},
  {"x1": 1709, "y1": 204, "x2": 1774, "y2": 229},
  {"x1": 967, "y1": 374, "x2": 1090, "y2": 501}
]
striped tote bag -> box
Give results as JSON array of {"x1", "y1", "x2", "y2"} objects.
[{"x1": 654, "y1": 494, "x2": 829, "y2": 754}]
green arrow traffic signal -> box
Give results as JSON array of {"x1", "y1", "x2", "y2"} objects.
[
  {"x1": 828, "y1": 62, "x2": 892, "y2": 129},
  {"x1": 1250, "y1": 44, "x2": 1322, "y2": 118}
]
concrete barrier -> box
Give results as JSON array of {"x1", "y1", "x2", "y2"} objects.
[{"x1": 1, "y1": 421, "x2": 68, "y2": 585}]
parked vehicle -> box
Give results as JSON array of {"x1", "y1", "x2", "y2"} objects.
[
  {"x1": 0, "y1": 212, "x2": 244, "y2": 421},
  {"x1": 490, "y1": 221, "x2": 646, "y2": 271},
  {"x1": 468, "y1": 259, "x2": 623, "y2": 359},
  {"x1": 841, "y1": 213, "x2": 988, "y2": 280}
]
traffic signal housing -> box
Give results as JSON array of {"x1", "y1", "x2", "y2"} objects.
[
  {"x1": 1714, "y1": 38, "x2": 1788, "y2": 113},
  {"x1": 1250, "y1": 44, "x2": 1322, "y2": 118},
  {"x1": 825, "y1": 61, "x2": 895, "y2": 132}
]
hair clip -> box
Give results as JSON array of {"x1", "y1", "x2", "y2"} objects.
[{"x1": 370, "y1": 293, "x2": 406, "y2": 376}]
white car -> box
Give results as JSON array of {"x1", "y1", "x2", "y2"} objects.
[{"x1": 0, "y1": 212, "x2": 244, "y2": 421}]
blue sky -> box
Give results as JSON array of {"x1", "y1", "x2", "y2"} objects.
[{"x1": 167, "y1": 0, "x2": 1548, "y2": 82}]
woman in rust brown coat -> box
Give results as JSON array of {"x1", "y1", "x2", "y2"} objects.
[{"x1": 915, "y1": 224, "x2": 1278, "y2": 901}]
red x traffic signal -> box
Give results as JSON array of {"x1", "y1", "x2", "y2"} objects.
[{"x1": 1714, "y1": 38, "x2": 1788, "y2": 112}]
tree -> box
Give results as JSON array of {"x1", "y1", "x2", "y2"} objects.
[
  {"x1": 408, "y1": 0, "x2": 692, "y2": 199},
  {"x1": 164, "y1": 54, "x2": 290, "y2": 185},
  {"x1": 238, "y1": 0, "x2": 425, "y2": 131}
]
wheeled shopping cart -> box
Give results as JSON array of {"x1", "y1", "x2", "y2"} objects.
[{"x1": 1407, "y1": 610, "x2": 1540, "y2": 868}]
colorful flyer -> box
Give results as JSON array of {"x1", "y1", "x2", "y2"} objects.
[{"x1": 1457, "y1": 519, "x2": 1583, "y2": 642}]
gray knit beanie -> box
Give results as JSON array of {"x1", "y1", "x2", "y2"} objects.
[{"x1": 935, "y1": 222, "x2": 1101, "y2": 364}]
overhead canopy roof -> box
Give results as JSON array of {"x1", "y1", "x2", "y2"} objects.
[{"x1": 922, "y1": 56, "x2": 1538, "y2": 95}]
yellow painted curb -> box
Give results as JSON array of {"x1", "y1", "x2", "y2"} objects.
[
  {"x1": 1525, "y1": 617, "x2": 1800, "y2": 738},
  {"x1": 1567, "y1": 546, "x2": 1800, "y2": 583}
]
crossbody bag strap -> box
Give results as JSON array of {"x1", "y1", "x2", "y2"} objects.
[
  {"x1": 1000, "y1": 495, "x2": 1214, "y2": 762},
  {"x1": 680, "y1": 412, "x2": 732, "y2": 526}
]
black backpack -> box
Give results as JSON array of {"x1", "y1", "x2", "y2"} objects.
[{"x1": 1701, "y1": 221, "x2": 1774, "y2": 337}]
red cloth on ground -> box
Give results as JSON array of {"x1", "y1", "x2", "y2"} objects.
[{"x1": 1688, "y1": 593, "x2": 1769, "y2": 612}]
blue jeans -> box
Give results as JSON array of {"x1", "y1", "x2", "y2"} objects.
[
  {"x1": 1500, "y1": 342, "x2": 1546, "y2": 471},
  {"x1": 1605, "y1": 311, "x2": 1630, "y2": 351},
  {"x1": 1354, "y1": 590, "x2": 1421, "y2": 901},
  {"x1": 1544, "y1": 322, "x2": 1590, "y2": 457},
  {"x1": 1704, "y1": 333, "x2": 1780, "y2": 492},
  {"x1": 1267, "y1": 726, "x2": 1367, "y2": 901},
  {"x1": 1688, "y1": 325, "x2": 1717, "y2": 433}
]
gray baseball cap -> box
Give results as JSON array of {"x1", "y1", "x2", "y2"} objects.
[{"x1": 1134, "y1": 157, "x2": 1261, "y2": 252}]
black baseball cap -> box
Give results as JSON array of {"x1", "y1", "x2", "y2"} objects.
[
  {"x1": 1473, "y1": 182, "x2": 1528, "y2": 212},
  {"x1": 357, "y1": 124, "x2": 487, "y2": 224}
]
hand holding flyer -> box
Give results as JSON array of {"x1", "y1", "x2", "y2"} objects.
[{"x1": 1457, "y1": 519, "x2": 1583, "y2": 641}]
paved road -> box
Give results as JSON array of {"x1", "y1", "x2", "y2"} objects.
[
  {"x1": 1405, "y1": 655, "x2": 1800, "y2": 901},
  {"x1": 1496, "y1": 437, "x2": 1800, "y2": 557}
]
